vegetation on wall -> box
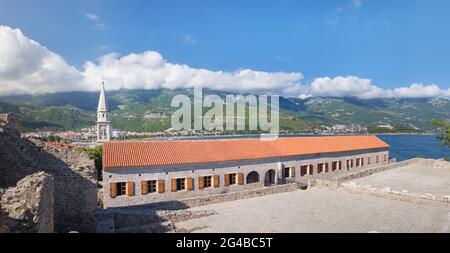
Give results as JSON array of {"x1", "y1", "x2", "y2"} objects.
[{"x1": 74, "y1": 145, "x2": 103, "y2": 181}]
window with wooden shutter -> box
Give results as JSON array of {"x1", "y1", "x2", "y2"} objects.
[
  {"x1": 308, "y1": 165, "x2": 313, "y2": 175},
  {"x1": 198, "y1": 176, "x2": 204, "y2": 189},
  {"x1": 332, "y1": 161, "x2": 338, "y2": 171},
  {"x1": 187, "y1": 178, "x2": 194, "y2": 191},
  {"x1": 318, "y1": 163, "x2": 324, "y2": 174},
  {"x1": 116, "y1": 182, "x2": 126, "y2": 196},
  {"x1": 127, "y1": 182, "x2": 135, "y2": 196},
  {"x1": 158, "y1": 180, "x2": 165, "y2": 193},
  {"x1": 147, "y1": 180, "x2": 157, "y2": 193},
  {"x1": 141, "y1": 181, "x2": 148, "y2": 195},
  {"x1": 300, "y1": 165, "x2": 308, "y2": 177},
  {"x1": 110, "y1": 182, "x2": 117, "y2": 198},
  {"x1": 237, "y1": 173, "x2": 244, "y2": 185},
  {"x1": 171, "y1": 179, "x2": 177, "y2": 192},
  {"x1": 283, "y1": 167, "x2": 291, "y2": 178},
  {"x1": 203, "y1": 176, "x2": 212, "y2": 188},
  {"x1": 213, "y1": 175, "x2": 219, "y2": 188},
  {"x1": 224, "y1": 173, "x2": 229, "y2": 186}
]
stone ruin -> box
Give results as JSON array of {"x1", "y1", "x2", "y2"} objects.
[
  {"x1": 0, "y1": 113, "x2": 98, "y2": 232},
  {"x1": 0, "y1": 172, "x2": 54, "y2": 232}
]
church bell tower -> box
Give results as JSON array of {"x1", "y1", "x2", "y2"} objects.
[{"x1": 97, "y1": 81, "x2": 111, "y2": 143}]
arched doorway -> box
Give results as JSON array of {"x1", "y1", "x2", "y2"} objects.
[
  {"x1": 246, "y1": 171, "x2": 260, "y2": 184},
  {"x1": 264, "y1": 170, "x2": 276, "y2": 186}
]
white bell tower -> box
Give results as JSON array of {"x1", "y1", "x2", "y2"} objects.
[{"x1": 96, "y1": 81, "x2": 111, "y2": 143}]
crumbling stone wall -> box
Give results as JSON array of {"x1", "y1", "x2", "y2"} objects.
[
  {"x1": 0, "y1": 113, "x2": 97, "y2": 232},
  {"x1": 0, "y1": 172, "x2": 54, "y2": 233}
]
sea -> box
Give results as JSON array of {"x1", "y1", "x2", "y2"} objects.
[
  {"x1": 155, "y1": 134, "x2": 450, "y2": 161},
  {"x1": 377, "y1": 134, "x2": 450, "y2": 161}
]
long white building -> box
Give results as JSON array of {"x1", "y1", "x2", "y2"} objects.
[{"x1": 102, "y1": 135, "x2": 390, "y2": 208}]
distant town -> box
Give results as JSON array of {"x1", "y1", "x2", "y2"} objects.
[{"x1": 22, "y1": 122, "x2": 434, "y2": 147}]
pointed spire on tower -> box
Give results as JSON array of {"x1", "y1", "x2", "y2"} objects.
[
  {"x1": 97, "y1": 80, "x2": 111, "y2": 142},
  {"x1": 97, "y1": 80, "x2": 107, "y2": 112}
]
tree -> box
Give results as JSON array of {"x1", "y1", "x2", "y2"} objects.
[
  {"x1": 47, "y1": 135, "x2": 61, "y2": 142},
  {"x1": 431, "y1": 119, "x2": 450, "y2": 147}
]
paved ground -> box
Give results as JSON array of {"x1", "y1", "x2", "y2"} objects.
[
  {"x1": 174, "y1": 188, "x2": 450, "y2": 233},
  {"x1": 351, "y1": 163, "x2": 450, "y2": 196}
]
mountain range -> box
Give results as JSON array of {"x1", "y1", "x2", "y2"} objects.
[{"x1": 1, "y1": 89, "x2": 449, "y2": 133}]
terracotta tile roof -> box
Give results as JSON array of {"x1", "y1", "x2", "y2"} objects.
[
  {"x1": 103, "y1": 135, "x2": 389, "y2": 169},
  {"x1": 48, "y1": 142, "x2": 74, "y2": 150}
]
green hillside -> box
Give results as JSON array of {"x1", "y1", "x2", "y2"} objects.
[{"x1": 1, "y1": 89, "x2": 449, "y2": 133}]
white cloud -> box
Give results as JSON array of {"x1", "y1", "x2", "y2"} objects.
[
  {"x1": 353, "y1": 0, "x2": 363, "y2": 8},
  {"x1": 0, "y1": 26, "x2": 303, "y2": 96},
  {"x1": 302, "y1": 76, "x2": 450, "y2": 99},
  {"x1": 0, "y1": 26, "x2": 84, "y2": 95},
  {"x1": 182, "y1": 34, "x2": 196, "y2": 45},
  {"x1": 82, "y1": 51, "x2": 303, "y2": 95},
  {"x1": 0, "y1": 25, "x2": 449, "y2": 100},
  {"x1": 84, "y1": 13, "x2": 99, "y2": 22},
  {"x1": 84, "y1": 12, "x2": 107, "y2": 31},
  {"x1": 273, "y1": 56, "x2": 291, "y2": 62},
  {"x1": 94, "y1": 23, "x2": 107, "y2": 31}
]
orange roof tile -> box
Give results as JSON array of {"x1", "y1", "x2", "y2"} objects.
[{"x1": 103, "y1": 135, "x2": 389, "y2": 169}]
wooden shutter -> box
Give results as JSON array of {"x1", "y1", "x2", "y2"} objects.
[
  {"x1": 127, "y1": 182, "x2": 135, "y2": 196},
  {"x1": 290, "y1": 167, "x2": 295, "y2": 177},
  {"x1": 110, "y1": 182, "x2": 117, "y2": 198},
  {"x1": 158, "y1": 180, "x2": 165, "y2": 193},
  {"x1": 237, "y1": 173, "x2": 244, "y2": 185},
  {"x1": 171, "y1": 179, "x2": 177, "y2": 192},
  {"x1": 141, "y1": 181, "x2": 148, "y2": 195},
  {"x1": 198, "y1": 176, "x2": 204, "y2": 189},
  {"x1": 224, "y1": 174, "x2": 229, "y2": 186},
  {"x1": 325, "y1": 163, "x2": 329, "y2": 172},
  {"x1": 213, "y1": 175, "x2": 219, "y2": 188},
  {"x1": 187, "y1": 178, "x2": 194, "y2": 191}
]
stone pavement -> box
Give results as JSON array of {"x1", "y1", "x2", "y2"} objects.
[
  {"x1": 351, "y1": 162, "x2": 450, "y2": 196},
  {"x1": 173, "y1": 188, "x2": 450, "y2": 233}
]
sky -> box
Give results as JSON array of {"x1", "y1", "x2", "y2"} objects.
[{"x1": 0, "y1": 0, "x2": 450, "y2": 98}]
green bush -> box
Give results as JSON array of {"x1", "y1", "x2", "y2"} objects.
[{"x1": 47, "y1": 135, "x2": 61, "y2": 142}]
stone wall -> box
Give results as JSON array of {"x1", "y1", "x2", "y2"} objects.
[
  {"x1": 0, "y1": 172, "x2": 54, "y2": 233},
  {"x1": 0, "y1": 113, "x2": 98, "y2": 232},
  {"x1": 308, "y1": 158, "x2": 423, "y2": 189},
  {"x1": 96, "y1": 183, "x2": 297, "y2": 233},
  {"x1": 341, "y1": 182, "x2": 450, "y2": 207},
  {"x1": 150, "y1": 183, "x2": 298, "y2": 209},
  {"x1": 338, "y1": 158, "x2": 450, "y2": 207}
]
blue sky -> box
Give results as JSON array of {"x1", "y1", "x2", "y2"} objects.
[{"x1": 0, "y1": 0, "x2": 449, "y2": 98}]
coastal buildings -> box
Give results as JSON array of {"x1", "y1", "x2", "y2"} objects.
[{"x1": 102, "y1": 135, "x2": 390, "y2": 208}]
